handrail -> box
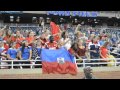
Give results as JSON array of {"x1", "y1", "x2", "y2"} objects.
[
  {"x1": 0, "y1": 58, "x2": 120, "y2": 69},
  {"x1": 0, "y1": 58, "x2": 120, "y2": 62}
]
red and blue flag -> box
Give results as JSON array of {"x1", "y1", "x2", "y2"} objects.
[{"x1": 41, "y1": 47, "x2": 78, "y2": 75}]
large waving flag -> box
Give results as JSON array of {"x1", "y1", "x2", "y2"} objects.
[
  {"x1": 41, "y1": 47, "x2": 78, "y2": 75},
  {"x1": 50, "y1": 21, "x2": 60, "y2": 42}
]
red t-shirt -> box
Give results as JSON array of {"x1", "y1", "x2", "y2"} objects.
[
  {"x1": 3, "y1": 36, "x2": 11, "y2": 43},
  {"x1": 11, "y1": 36, "x2": 16, "y2": 42},
  {"x1": 100, "y1": 47, "x2": 108, "y2": 58},
  {"x1": 26, "y1": 36, "x2": 34, "y2": 44},
  {"x1": 3, "y1": 36, "x2": 9, "y2": 41},
  {"x1": 16, "y1": 37, "x2": 25, "y2": 49},
  {"x1": 4, "y1": 43, "x2": 9, "y2": 51},
  {"x1": 45, "y1": 41, "x2": 58, "y2": 49}
]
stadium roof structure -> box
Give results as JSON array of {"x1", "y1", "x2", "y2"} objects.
[{"x1": 22, "y1": 11, "x2": 120, "y2": 18}]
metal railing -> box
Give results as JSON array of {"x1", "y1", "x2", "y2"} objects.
[
  {"x1": 77, "y1": 58, "x2": 120, "y2": 68},
  {"x1": 0, "y1": 58, "x2": 120, "y2": 69}
]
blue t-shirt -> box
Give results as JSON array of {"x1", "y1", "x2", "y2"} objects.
[
  {"x1": 99, "y1": 40, "x2": 105, "y2": 46},
  {"x1": 7, "y1": 48, "x2": 17, "y2": 59},
  {"x1": 19, "y1": 46, "x2": 32, "y2": 60}
]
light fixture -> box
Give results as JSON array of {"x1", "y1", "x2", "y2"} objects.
[
  {"x1": 95, "y1": 21, "x2": 98, "y2": 23},
  {"x1": 94, "y1": 19, "x2": 96, "y2": 21},
  {"x1": 16, "y1": 16, "x2": 20, "y2": 22},
  {"x1": 10, "y1": 16, "x2": 14, "y2": 22},
  {"x1": 46, "y1": 17, "x2": 50, "y2": 23},
  {"x1": 32, "y1": 17, "x2": 37, "y2": 23},
  {"x1": 60, "y1": 18, "x2": 63, "y2": 20},
  {"x1": 47, "y1": 17, "x2": 50, "y2": 19},
  {"x1": 75, "y1": 18, "x2": 77, "y2": 21}
]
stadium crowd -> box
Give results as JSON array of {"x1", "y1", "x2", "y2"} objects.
[{"x1": 0, "y1": 21, "x2": 120, "y2": 69}]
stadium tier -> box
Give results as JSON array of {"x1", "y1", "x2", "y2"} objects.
[{"x1": 0, "y1": 11, "x2": 120, "y2": 78}]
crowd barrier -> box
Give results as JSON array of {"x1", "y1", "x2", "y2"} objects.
[{"x1": 0, "y1": 58, "x2": 120, "y2": 69}]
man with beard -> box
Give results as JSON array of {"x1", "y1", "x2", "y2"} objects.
[{"x1": 83, "y1": 66, "x2": 96, "y2": 79}]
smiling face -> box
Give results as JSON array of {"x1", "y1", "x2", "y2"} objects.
[
  {"x1": 12, "y1": 42, "x2": 16, "y2": 48},
  {"x1": 78, "y1": 40, "x2": 83, "y2": 46},
  {"x1": 93, "y1": 38, "x2": 97, "y2": 43},
  {"x1": 29, "y1": 31, "x2": 35, "y2": 37},
  {"x1": 101, "y1": 36, "x2": 105, "y2": 41},
  {"x1": 24, "y1": 41, "x2": 28, "y2": 46},
  {"x1": 41, "y1": 33, "x2": 46, "y2": 39}
]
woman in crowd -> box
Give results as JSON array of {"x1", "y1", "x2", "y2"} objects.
[
  {"x1": 3, "y1": 30, "x2": 12, "y2": 44},
  {"x1": 7, "y1": 42, "x2": 18, "y2": 60},
  {"x1": 75, "y1": 40, "x2": 87, "y2": 60},
  {"x1": 100, "y1": 42, "x2": 115, "y2": 66},
  {"x1": 100, "y1": 42, "x2": 110, "y2": 60},
  {"x1": 60, "y1": 31, "x2": 71, "y2": 50},
  {"x1": 7, "y1": 42, "x2": 18, "y2": 68},
  {"x1": 99, "y1": 36, "x2": 106, "y2": 47},
  {"x1": 44, "y1": 30, "x2": 51, "y2": 41},
  {"x1": 74, "y1": 31, "x2": 82, "y2": 40},
  {"x1": 3, "y1": 30, "x2": 12, "y2": 51},
  {"x1": 26, "y1": 31, "x2": 35, "y2": 46},
  {"x1": 39, "y1": 32, "x2": 47, "y2": 48},
  {"x1": 69, "y1": 39, "x2": 89, "y2": 67},
  {"x1": 0, "y1": 41, "x2": 6, "y2": 59},
  {"x1": 18, "y1": 40, "x2": 32, "y2": 68},
  {"x1": 11, "y1": 30, "x2": 25, "y2": 49},
  {"x1": 0, "y1": 40, "x2": 8, "y2": 69},
  {"x1": 36, "y1": 40, "x2": 42, "y2": 58},
  {"x1": 88, "y1": 37, "x2": 100, "y2": 59}
]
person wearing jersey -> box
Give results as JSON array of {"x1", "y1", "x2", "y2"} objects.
[
  {"x1": 0, "y1": 41, "x2": 6, "y2": 57},
  {"x1": 0, "y1": 41, "x2": 7, "y2": 69},
  {"x1": 12, "y1": 30, "x2": 25, "y2": 49},
  {"x1": 18, "y1": 40, "x2": 32, "y2": 68},
  {"x1": 3, "y1": 30, "x2": 12, "y2": 44},
  {"x1": 7, "y1": 42, "x2": 18, "y2": 68},
  {"x1": 7, "y1": 42, "x2": 18, "y2": 60},
  {"x1": 99, "y1": 36, "x2": 106, "y2": 47},
  {"x1": 45, "y1": 36, "x2": 58, "y2": 50},
  {"x1": 26, "y1": 31, "x2": 35, "y2": 46}
]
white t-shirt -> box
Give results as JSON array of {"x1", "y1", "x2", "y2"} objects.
[
  {"x1": 88, "y1": 42, "x2": 100, "y2": 50},
  {"x1": 60, "y1": 38, "x2": 71, "y2": 50}
]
